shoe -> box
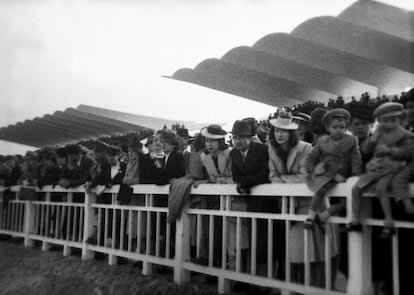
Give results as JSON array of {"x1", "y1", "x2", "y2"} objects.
[
  {"x1": 343, "y1": 222, "x2": 363, "y2": 232},
  {"x1": 303, "y1": 218, "x2": 314, "y2": 230},
  {"x1": 379, "y1": 225, "x2": 396, "y2": 239}
]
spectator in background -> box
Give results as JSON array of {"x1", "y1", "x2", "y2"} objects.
[
  {"x1": 35, "y1": 149, "x2": 60, "y2": 188},
  {"x1": 402, "y1": 88, "x2": 414, "y2": 131},
  {"x1": 60, "y1": 144, "x2": 95, "y2": 189},
  {"x1": 292, "y1": 112, "x2": 313, "y2": 143},
  {"x1": 257, "y1": 125, "x2": 270, "y2": 144},
  {"x1": 20, "y1": 151, "x2": 40, "y2": 186},
  {"x1": 0, "y1": 155, "x2": 21, "y2": 186},
  {"x1": 308, "y1": 107, "x2": 328, "y2": 145},
  {"x1": 145, "y1": 135, "x2": 155, "y2": 154}
]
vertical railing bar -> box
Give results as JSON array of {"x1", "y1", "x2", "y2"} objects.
[
  {"x1": 196, "y1": 214, "x2": 201, "y2": 258},
  {"x1": 267, "y1": 218, "x2": 273, "y2": 278},
  {"x1": 166, "y1": 216, "x2": 171, "y2": 259},
  {"x1": 15, "y1": 202, "x2": 21, "y2": 232},
  {"x1": 325, "y1": 226, "x2": 332, "y2": 290},
  {"x1": 304, "y1": 229, "x2": 310, "y2": 286},
  {"x1": 78, "y1": 206, "x2": 84, "y2": 242},
  {"x1": 128, "y1": 210, "x2": 132, "y2": 252},
  {"x1": 251, "y1": 217, "x2": 257, "y2": 276},
  {"x1": 208, "y1": 215, "x2": 214, "y2": 267},
  {"x1": 40, "y1": 204, "x2": 45, "y2": 236},
  {"x1": 285, "y1": 196, "x2": 291, "y2": 282},
  {"x1": 392, "y1": 231, "x2": 400, "y2": 295},
  {"x1": 104, "y1": 208, "x2": 109, "y2": 247},
  {"x1": 12, "y1": 202, "x2": 17, "y2": 231},
  {"x1": 120, "y1": 209, "x2": 125, "y2": 251},
  {"x1": 236, "y1": 216, "x2": 241, "y2": 273},
  {"x1": 45, "y1": 204, "x2": 51, "y2": 237},
  {"x1": 155, "y1": 211, "x2": 160, "y2": 257},
  {"x1": 97, "y1": 208, "x2": 102, "y2": 246},
  {"x1": 55, "y1": 205, "x2": 60, "y2": 238},
  {"x1": 112, "y1": 208, "x2": 117, "y2": 249},
  {"x1": 66, "y1": 206, "x2": 72, "y2": 241},
  {"x1": 221, "y1": 195, "x2": 229, "y2": 270},
  {"x1": 137, "y1": 210, "x2": 142, "y2": 253},
  {"x1": 145, "y1": 195, "x2": 152, "y2": 255},
  {"x1": 72, "y1": 206, "x2": 78, "y2": 241}
]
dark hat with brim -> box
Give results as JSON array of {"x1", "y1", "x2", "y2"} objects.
[
  {"x1": 200, "y1": 125, "x2": 227, "y2": 139},
  {"x1": 373, "y1": 102, "x2": 403, "y2": 119},
  {"x1": 128, "y1": 137, "x2": 143, "y2": 151},
  {"x1": 231, "y1": 120, "x2": 251, "y2": 137},
  {"x1": 346, "y1": 103, "x2": 374, "y2": 122}
]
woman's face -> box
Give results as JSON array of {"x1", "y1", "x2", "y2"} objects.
[
  {"x1": 153, "y1": 134, "x2": 165, "y2": 153},
  {"x1": 205, "y1": 138, "x2": 220, "y2": 154},
  {"x1": 274, "y1": 128, "x2": 290, "y2": 146}
]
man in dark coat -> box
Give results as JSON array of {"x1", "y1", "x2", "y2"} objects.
[
  {"x1": 60, "y1": 144, "x2": 95, "y2": 188},
  {"x1": 230, "y1": 120, "x2": 270, "y2": 194}
]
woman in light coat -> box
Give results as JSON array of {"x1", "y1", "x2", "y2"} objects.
[{"x1": 268, "y1": 111, "x2": 339, "y2": 290}]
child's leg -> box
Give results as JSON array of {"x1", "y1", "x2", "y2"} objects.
[
  {"x1": 376, "y1": 180, "x2": 393, "y2": 224},
  {"x1": 308, "y1": 190, "x2": 325, "y2": 219}
]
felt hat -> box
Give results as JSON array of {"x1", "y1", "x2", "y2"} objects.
[
  {"x1": 257, "y1": 125, "x2": 270, "y2": 137},
  {"x1": 346, "y1": 103, "x2": 374, "y2": 123},
  {"x1": 231, "y1": 120, "x2": 251, "y2": 137},
  {"x1": 269, "y1": 111, "x2": 298, "y2": 130},
  {"x1": 322, "y1": 108, "x2": 350, "y2": 125},
  {"x1": 309, "y1": 107, "x2": 328, "y2": 135},
  {"x1": 292, "y1": 112, "x2": 311, "y2": 123},
  {"x1": 373, "y1": 102, "x2": 403, "y2": 119},
  {"x1": 200, "y1": 125, "x2": 227, "y2": 139},
  {"x1": 241, "y1": 117, "x2": 258, "y2": 136}
]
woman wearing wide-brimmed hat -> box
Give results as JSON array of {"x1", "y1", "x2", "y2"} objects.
[{"x1": 268, "y1": 110, "x2": 339, "y2": 288}]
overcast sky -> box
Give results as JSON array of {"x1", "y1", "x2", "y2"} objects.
[{"x1": 1, "y1": 0, "x2": 412, "y2": 154}]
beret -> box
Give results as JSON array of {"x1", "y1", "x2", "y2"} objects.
[
  {"x1": 373, "y1": 102, "x2": 403, "y2": 119},
  {"x1": 322, "y1": 108, "x2": 350, "y2": 125}
]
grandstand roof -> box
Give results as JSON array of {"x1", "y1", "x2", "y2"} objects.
[
  {"x1": 169, "y1": 0, "x2": 414, "y2": 107},
  {"x1": 0, "y1": 105, "x2": 207, "y2": 147}
]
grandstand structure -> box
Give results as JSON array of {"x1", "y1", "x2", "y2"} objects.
[
  {"x1": 170, "y1": 0, "x2": 414, "y2": 107},
  {"x1": 0, "y1": 105, "x2": 207, "y2": 148}
]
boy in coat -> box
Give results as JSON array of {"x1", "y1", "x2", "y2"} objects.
[
  {"x1": 304, "y1": 108, "x2": 362, "y2": 229},
  {"x1": 346, "y1": 102, "x2": 414, "y2": 237}
]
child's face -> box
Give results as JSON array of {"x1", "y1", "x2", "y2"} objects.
[
  {"x1": 327, "y1": 118, "x2": 347, "y2": 140},
  {"x1": 349, "y1": 118, "x2": 371, "y2": 140},
  {"x1": 378, "y1": 116, "x2": 399, "y2": 132}
]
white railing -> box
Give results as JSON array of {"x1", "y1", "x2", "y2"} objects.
[{"x1": 1, "y1": 180, "x2": 413, "y2": 295}]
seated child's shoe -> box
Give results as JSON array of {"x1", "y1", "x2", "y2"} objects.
[
  {"x1": 343, "y1": 222, "x2": 362, "y2": 232},
  {"x1": 304, "y1": 218, "x2": 314, "y2": 230},
  {"x1": 379, "y1": 224, "x2": 396, "y2": 239}
]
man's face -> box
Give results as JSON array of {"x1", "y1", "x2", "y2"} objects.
[
  {"x1": 232, "y1": 135, "x2": 251, "y2": 151},
  {"x1": 106, "y1": 154, "x2": 118, "y2": 166},
  {"x1": 349, "y1": 117, "x2": 371, "y2": 140}
]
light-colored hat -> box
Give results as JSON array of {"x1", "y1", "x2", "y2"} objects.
[
  {"x1": 373, "y1": 102, "x2": 403, "y2": 119},
  {"x1": 269, "y1": 111, "x2": 298, "y2": 130},
  {"x1": 200, "y1": 125, "x2": 227, "y2": 139}
]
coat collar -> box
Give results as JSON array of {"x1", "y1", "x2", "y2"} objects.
[{"x1": 381, "y1": 126, "x2": 413, "y2": 146}]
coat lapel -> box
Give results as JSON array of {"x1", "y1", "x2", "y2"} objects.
[
  {"x1": 382, "y1": 126, "x2": 410, "y2": 146},
  {"x1": 286, "y1": 145, "x2": 298, "y2": 173}
]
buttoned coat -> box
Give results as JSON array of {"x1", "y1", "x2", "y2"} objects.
[
  {"x1": 230, "y1": 141, "x2": 270, "y2": 189},
  {"x1": 268, "y1": 140, "x2": 311, "y2": 183},
  {"x1": 356, "y1": 126, "x2": 414, "y2": 189},
  {"x1": 201, "y1": 148, "x2": 233, "y2": 183},
  {"x1": 304, "y1": 134, "x2": 362, "y2": 193}
]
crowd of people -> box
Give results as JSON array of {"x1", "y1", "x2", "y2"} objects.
[{"x1": 1, "y1": 88, "x2": 414, "y2": 295}]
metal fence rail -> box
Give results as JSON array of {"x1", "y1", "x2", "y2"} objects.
[{"x1": 1, "y1": 180, "x2": 413, "y2": 295}]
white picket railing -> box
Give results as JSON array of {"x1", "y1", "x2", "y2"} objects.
[{"x1": 1, "y1": 180, "x2": 413, "y2": 295}]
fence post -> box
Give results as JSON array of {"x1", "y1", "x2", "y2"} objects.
[
  {"x1": 82, "y1": 191, "x2": 96, "y2": 260},
  {"x1": 347, "y1": 193, "x2": 372, "y2": 295},
  {"x1": 24, "y1": 198, "x2": 36, "y2": 247},
  {"x1": 173, "y1": 203, "x2": 191, "y2": 284}
]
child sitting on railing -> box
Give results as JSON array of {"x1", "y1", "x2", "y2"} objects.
[
  {"x1": 304, "y1": 108, "x2": 363, "y2": 229},
  {"x1": 346, "y1": 102, "x2": 414, "y2": 238}
]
